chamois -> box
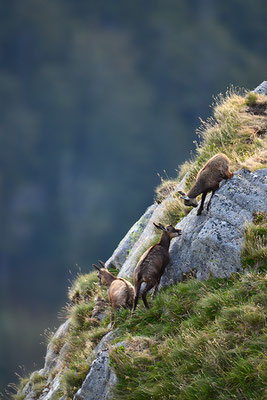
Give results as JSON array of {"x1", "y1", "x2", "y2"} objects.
[
  {"x1": 179, "y1": 153, "x2": 233, "y2": 216},
  {"x1": 93, "y1": 260, "x2": 134, "y2": 309},
  {"x1": 133, "y1": 223, "x2": 181, "y2": 311}
]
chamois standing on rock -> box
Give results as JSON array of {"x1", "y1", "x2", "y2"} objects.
[
  {"x1": 93, "y1": 260, "x2": 134, "y2": 309},
  {"x1": 133, "y1": 223, "x2": 182, "y2": 311},
  {"x1": 179, "y1": 153, "x2": 233, "y2": 216}
]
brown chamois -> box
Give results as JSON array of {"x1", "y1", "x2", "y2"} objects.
[
  {"x1": 179, "y1": 153, "x2": 233, "y2": 216},
  {"x1": 93, "y1": 260, "x2": 134, "y2": 309},
  {"x1": 133, "y1": 223, "x2": 182, "y2": 311}
]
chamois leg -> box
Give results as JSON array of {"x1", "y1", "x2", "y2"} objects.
[
  {"x1": 197, "y1": 192, "x2": 207, "y2": 216},
  {"x1": 152, "y1": 282, "x2": 159, "y2": 299},
  {"x1": 142, "y1": 282, "x2": 154, "y2": 309},
  {"x1": 206, "y1": 190, "x2": 216, "y2": 211},
  {"x1": 132, "y1": 282, "x2": 141, "y2": 311}
]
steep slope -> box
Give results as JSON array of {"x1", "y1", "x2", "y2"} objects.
[{"x1": 11, "y1": 83, "x2": 267, "y2": 400}]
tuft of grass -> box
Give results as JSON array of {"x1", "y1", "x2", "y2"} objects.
[
  {"x1": 9, "y1": 375, "x2": 30, "y2": 400},
  {"x1": 31, "y1": 372, "x2": 47, "y2": 396},
  {"x1": 69, "y1": 302, "x2": 94, "y2": 329},
  {"x1": 245, "y1": 92, "x2": 258, "y2": 107},
  {"x1": 154, "y1": 179, "x2": 178, "y2": 203},
  {"x1": 242, "y1": 211, "x2": 267, "y2": 272},
  {"x1": 160, "y1": 197, "x2": 189, "y2": 227},
  {"x1": 61, "y1": 368, "x2": 88, "y2": 398},
  {"x1": 68, "y1": 271, "x2": 99, "y2": 303},
  {"x1": 50, "y1": 335, "x2": 66, "y2": 354}
]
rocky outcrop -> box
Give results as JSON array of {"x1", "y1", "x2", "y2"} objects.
[
  {"x1": 117, "y1": 173, "x2": 189, "y2": 278},
  {"x1": 74, "y1": 331, "x2": 121, "y2": 400},
  {"x1": 253, "y1": 81, "x2": 267, "y2": 95},
  {"x1": 161, "y1": 168, "x2": 267, "y2": 286},
  {"x1": 116, "y1": 169, "x2": 266, "y2": 285},
  {"x1": 105, "y1": 203, "x2": 157, "y2": 270},
  {"x1": 21, "y1": 319, "x2": 71, "y2": 400}
]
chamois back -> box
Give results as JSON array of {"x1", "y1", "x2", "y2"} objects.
[
  {"x1": 179, "y1": 153, "x2": 233, "y2": 215},
  {"x1": 93, "y1": 260, "x2": 134, "y2": 309}
]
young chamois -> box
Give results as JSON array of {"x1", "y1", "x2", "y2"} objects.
[
  {"x1": 133, "y1": 223, "x2": 182, "y2": 311},
  {"x1": 93, "y1": 260, "x2": 134, "y2": 309},
  {"x1": 179, "y1": 153, "x2": 233, "y2": 216}
]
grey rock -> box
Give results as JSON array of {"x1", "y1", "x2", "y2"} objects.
[
  {"x1": 160, "y1": 169, "x2": 267, "y2": 286},
  {"x1": 74, "y1": 331, "x2": 119, "y2": 400},
  {"x1": 253, "y1": 81, "x2": 267, "y2": 95},
  {"x1": 42, "y1": 319, "x2": 70, "y2": 375},
  {"x1": 39, "y1": 373, "x2": 61, "y2": 400},
  {"x1": 22, "y1": 320, "x2": 71, "y2": 400},
  {"x1": 105, "y1": 203, "x2": 157, "y2": 269}
]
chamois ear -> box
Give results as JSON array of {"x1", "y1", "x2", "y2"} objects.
[
  {"x1": 93, "y1": 264, "x2": 101, "y2": 271},
  {"x1": 153, "y1": 222, "x2": 166, "y2": 231},
  {"x1": 98, "y1": 260, "x2": 107, "y2": 269}
]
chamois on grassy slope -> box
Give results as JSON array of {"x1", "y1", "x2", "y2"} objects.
[
  {"x1": 179, "y1": 153, "x2": 233, "y2": 216},
  {"x1": 133, "y1": 223, "x2": 182, "y2": 311},
  {"x1": 93, "y1": 260, "x2": 134, "y2": 309}
]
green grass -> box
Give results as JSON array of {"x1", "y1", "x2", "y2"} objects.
[
  {"x1": 242, "y1": 212, "x2": 267, "y2": 272},
  {"x1": 110, "y1": 272, "x2": 266, "y2": 400},
  {"x1": 109, "y1": 212, "x2": 267, "y2": 399},
  {"x1": 68, "y1": 271, "x2": 99, "y2": 303}
]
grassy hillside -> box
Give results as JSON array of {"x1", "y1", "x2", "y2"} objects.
[
  {"x1": 11, "y1": 89, "x2": 267, "y2": 400},
  {"x1": 110, "y1": 212, "x2": 266, "y2": 400}
]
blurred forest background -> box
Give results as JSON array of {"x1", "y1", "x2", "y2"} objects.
[{"x1": 0, "y1": 0, "x2": 266, "y2": 393}]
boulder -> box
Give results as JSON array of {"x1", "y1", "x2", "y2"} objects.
[
  {"x1": 160, "y1": 169, "x2": 267, "y2": 286},
  {"x1": 74, "y1": 331, "x2": 120, "y2": 400},
  {"x1": 118, "y1": 173, "x2": 189, "y2": 278},
  {"x1": 105, "y1": 203, "x2": 157, "y2": 269}
]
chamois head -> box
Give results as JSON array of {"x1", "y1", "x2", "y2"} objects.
[
  {"x1": 153, "y1": 222, "x2": 182, "y2": 238},
  {"x1": 178, "y1": 190, "x2": 198, "y2": 207},
  {"x1": 93, "y1": 260, "x2": 114, "y2": 286}
]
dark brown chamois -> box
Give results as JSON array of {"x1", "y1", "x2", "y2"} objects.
[
  {"x1": 179, "y1": 153, "x2": 233, "y2": 215},
  {"x1": 93, "y1": 260, "x2": 134, "y2": 309},
  {"x1": 133, "y1": 223, "x2": 181, "y2": 311}
]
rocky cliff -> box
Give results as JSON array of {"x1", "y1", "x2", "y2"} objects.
[{"x1": 12, "y1": 83, "x2": 267, "y2": 400}]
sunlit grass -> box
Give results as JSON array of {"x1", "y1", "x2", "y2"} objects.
[
  {"x1": 178, "y1": 89, "x2": 267, "y2": 190},
  {"x1": 110, "y1": 271, "x2": 266, "y2": 400}
]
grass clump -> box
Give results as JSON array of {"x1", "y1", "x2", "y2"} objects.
[
  {"x1": 242, "y1": 211, "x2": 267, "y2": 271},
  {"x1": 155, "y1": 178, "x2": 178, "y2": 203},
  {"x1": 31, "y1": 372, "x2": 47, "y2": 397},
  {"x1": 160, "y1": 197, "x2": 189, "y2": 227},
  {"x1": 245, "y1": 92, "x2": 258, "y2": 107},
  {"x1": 61, "y1": 368, "x2": 88, "y2": 398},
  {"x1": 68, "y1": 271, "x2": 99, "y2": 303},
  {"x1": 9, "y1": 375, "x2": 30, "y2": 400}
]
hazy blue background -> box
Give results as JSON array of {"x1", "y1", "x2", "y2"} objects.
[{"x1": 0, "y1": 0, "x2": 266, "y2": 393}]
